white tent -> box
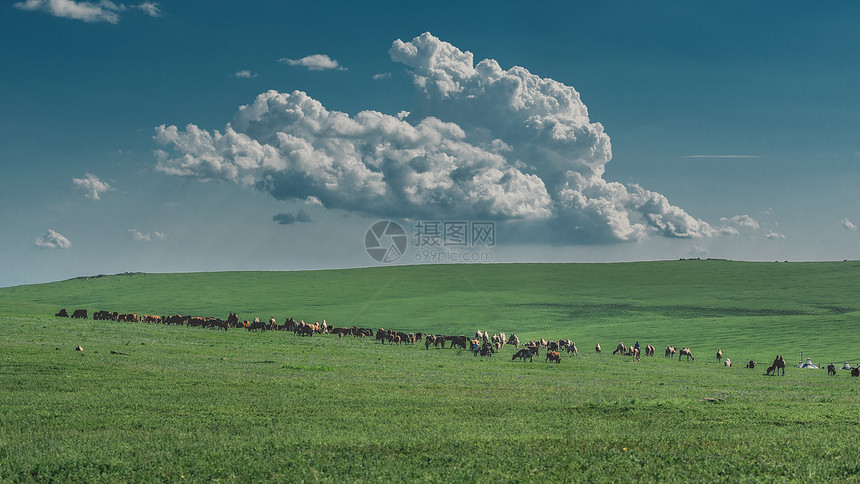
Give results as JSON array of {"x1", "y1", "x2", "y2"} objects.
[{"x1": 797, "y1": 358, "x2": 818, "y2": 369}]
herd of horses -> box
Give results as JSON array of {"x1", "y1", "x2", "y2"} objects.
[{"x1": 54, "y1": 308, "x2": 859, "y2": 377}]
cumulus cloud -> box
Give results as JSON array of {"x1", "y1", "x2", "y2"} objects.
[
  {"x1": 842, "y1": 218, "x2": 857, "y2": 232},
  {"x1": 279, "y1": 54, "x2": 345, "y2": 71},
  {"x1": 35, "y1": 229, "x2": 71, "y2": 249},
  {"x1": 128, "y1": 228, "x2": 165, "y2": 241},
  {"x1": 273, "y1": 209, "x2": 312, "y2": 225},
  {"x1": 155, "y1": 32, "x2": 716, "y2": 244},
  {"x1": 14, "y1": 0, "x2": 160, "y2": 23},
  {"x1": 372, "y1": 72, "x2": 392, "y2": 80},
  {"x1": 235, "y1": 70, "x2": 257, "y2": 79},
  {"x1": 72, "y1": 173, "x2": 114, "y2": 199},
  {"x1": 764, "y1": 230, "x2": 786, "y2": 240},
  {"x1": 305, "y1": 196, "x2": 323, "y2": 206}
]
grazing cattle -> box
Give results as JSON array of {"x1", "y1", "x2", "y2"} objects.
[
  {"x1": 827, "y1": 364, "x2": 837, "y2": 376},
  {"x1": 665, "y1": 345, "x2": 676, "y2": 358},
  {"x1": 716, "y1": 349, "x2": 723, "y2": 362},
  {"x1": 248, "y1": 320, "x2": 267, "y2": 331},
  {"x1": 480, "y1": 342, "x2": 494, "y2": 358},
  {"x1": 512, "y1": 347, "x2": 538, "y2": 362},
  {"x1": 851, "y1": 368, "x2": 860, "y2": 377},
  {"x1": 447, "y1": 335, "x2": 468, "y2": 350},
  {"x1": 746, "y1": 361, "x2": 756, "y2": 369},
  {"x1": 55, "y1": 309, "x2": 69, "y2": 317},
  {"x1": 71, "y1": 309, "x2": 87, "y2": 319},
  {"x1": 595, "y1": 342, "x2": 601, "y2": 354},
  {"x1": 546, "y1": 350, "x2": 561, "y2": 363},
  {"x1": 679, "y1": 348, "x2": 694, "y2": 361},
  {"x1": 612, "y1": 342, "x2": 626, "y2": 355},
  {"x1": 724, "y1": 358, "x2": 732, "y2": 367}
]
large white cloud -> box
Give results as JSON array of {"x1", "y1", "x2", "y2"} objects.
[
  {"x1": 155, "y1": 32, "x2": 716, "y2": 243},
  {"x1": 35, "y1": 229, "x2": 71, "y2": 249}
]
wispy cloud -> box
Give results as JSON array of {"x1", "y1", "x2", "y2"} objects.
[
  {"x1": 35, "y1": 229, "x2": 71, "y2": 249},
  {"x1": 842, "y1": 218, "x2": 857, "y2": 232},
  {"x1": 134, "y1": 1, "x2": 160, "y2": 17},
  {"x1": 372, "y1": 72, "x2": 392, "y2": 80},
  {"x1": 764, "y1": 230, "x2": 786, "y2": 240},
  {"x1": 72, "y1": 173, "x2": 114, "y2": 199},
  {"x1": 128, "y1": 228, "x2": 165, "y2": 241},
  {"x1": 235, "y1": 70, "x2": 257, "y2": 78},
  {"x1": 14, "y1": 0, "x2": 161, "y2": 23},
  {"x1": 279, "y1": 54, "x2": 346, "y2": 71}
]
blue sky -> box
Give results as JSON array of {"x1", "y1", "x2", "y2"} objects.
[{"x1": 2, "y1": 1, "x2": 858, "y2": 287}]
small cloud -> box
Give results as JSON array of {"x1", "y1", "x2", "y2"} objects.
[
  {"x1": 305, "y1": 196, "x2": 323, "y2": 206},
  {"x1": 761, "y1": 208, "x2": 774, "y2": 216},
  {"x1": 279, "y1": 54, "x2": 346, "y2": 71},
  {"x1": 372, "y1": 72, "x2": 392, "y2": 80},
  {"x1": 764, "y1": 230, "x2": 786, "y2": 240},
  {"x1": 842, "y1": 218, "x2": 858, "y2": 232},
  {"x1": 720, "y1": 214, "x2": 760, "y2": 232},
  {"x1": 235, "y1": 70, "x2": 257, "y2": 79},
  {"x1": 72, "y1": 173, "x2": 114, "y2": 200},
  {"x1": 134, "y1": 1, "x2": 160, "y2": 17},
  {"x1": 35, "y1": 229, "x2": 71, "y2": 249},
  {"x1": 273, "y1": 209, "x2": 312, "y2": 225},
  {"x1": 129, "y1": 228, "x2": 165, "y2": 241}
]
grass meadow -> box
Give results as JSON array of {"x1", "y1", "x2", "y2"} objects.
[{"x1": 1, "y1": 260, "x2": 859, "y2": 482}]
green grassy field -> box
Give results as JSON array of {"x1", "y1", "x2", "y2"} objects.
[{"x1": 1, "y1": 261, "x2": 859, "y2": 482}]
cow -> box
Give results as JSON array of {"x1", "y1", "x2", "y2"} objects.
[
  {"x1": 71, "y1": 309, "x2": 88, "y2": 319},
  {"x1": 446, "y1": 335, "x2": 468, "y2": 350},
  {"x1": 679, "y1": 348, "x2": 694, "y2": 361},
  {"x1": 512, "y1": 347, "x2": 538, "y2": 362},
  {"x1": 546, "y1": 350, "x2": 561, "y2": 363},
  {"x1": 827, "y1": 364, "x2": 837, "y2": 376},
  {"x1": 55, "y1": 309, "x2": 69, "y2": 317}
]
